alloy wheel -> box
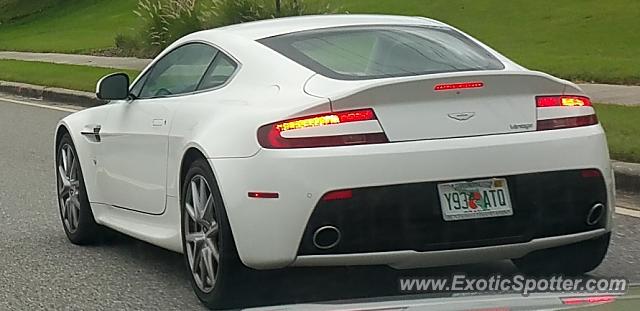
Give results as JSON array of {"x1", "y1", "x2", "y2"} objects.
[
  {"x1": 57, "y1": 144, "x2": 81, "y2": 233},
  {"x1": 184, "y1": 175, "x2": 220, "y2": 293}
]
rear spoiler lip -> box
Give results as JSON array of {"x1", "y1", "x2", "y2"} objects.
[{"x1": 304, "y1": 69, "x2": 584, "y2": 102}]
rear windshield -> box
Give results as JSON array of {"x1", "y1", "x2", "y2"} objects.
[{"x1": 259, "y1": 25, "x2": 505, "y2": 80}]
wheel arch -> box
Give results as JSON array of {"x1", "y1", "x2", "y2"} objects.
[
  {"x1": 179, "y1": 147, "x2": 210, "y2": 193},
  {"x1": 55, "y1": 124, "x2": 71, "y2": 148}
]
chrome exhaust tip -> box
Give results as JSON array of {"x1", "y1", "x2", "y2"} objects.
[
  {"x1": 586, "y1": 203, "x2": 605, "y2": 226},
  {"x1": 312, "y1": 226, "x2": 341, "y2": 250}
]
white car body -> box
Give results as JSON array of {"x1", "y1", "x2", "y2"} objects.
[{"x1": 55, "y1": 15, "x2": 614, "y2": 272}]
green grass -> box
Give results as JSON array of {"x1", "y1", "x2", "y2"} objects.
[
  {"x1": 322, "y1": 0, "x2": 640, "y2": 85},
  {"x1": 2, "y1": 0, "x2": 637, "y2": 84},
  {"x1": 0, "y1": 60, "x2": 139, "y2": 92},
  {"x1": 594, "y1": 104, "x2": 640, "y2": 163},
  {"x1": 0, "y1": 0, "x2": 639, "y2": 84},
  {"x1": 0, "y1": 0, "x2": 60, "y2": 24},
  {"x1": 0, "y1": 0, "x2": 139, "y2": 53}
]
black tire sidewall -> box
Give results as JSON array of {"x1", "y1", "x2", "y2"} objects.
[
  {"x1": 181, "y1": 159, "x2": 247, "y2": 309},
  {"x1": 56, "y1": 134, "x2": 100, "y2": 244}
]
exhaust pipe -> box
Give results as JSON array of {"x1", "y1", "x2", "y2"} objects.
[
  {"x1": 312, "y1": 226, "x2": 341, "y2": 250},
  {"x1": 586, "y1": 203, "x2": 605, "y2": 226}
]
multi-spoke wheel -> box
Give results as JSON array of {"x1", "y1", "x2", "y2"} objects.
[
  {"x1": 184, "y1": 175, "x2": 220, "y2": 293},
  {"x1": 58, "y1": 143, "x2": 81, "y2": 233},
  {"x1": 181, "y1": 158, "x2": 249, "y2": 310},
  {"x1": 56, "y1": 133, "x2": 100, "y2": 244}
]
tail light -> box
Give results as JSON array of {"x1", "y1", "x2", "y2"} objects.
[
  {"x1": 257, "y1": 109, "x2": 388, "y2": 149},
  {"x1": 536, "y1": 95, "x2": 592, "y2": 107},
  {"x1": 536, "y1": 95, "x2": 598, "y2": 131}
]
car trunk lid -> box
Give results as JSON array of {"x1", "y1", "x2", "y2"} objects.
[{"x1": 304, "y1": 71, "x2": 571, "y2": 142}]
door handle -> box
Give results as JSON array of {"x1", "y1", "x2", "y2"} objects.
[
  {"x1": 81, "y1": 125, "x2": 102, "y2": 142},
  {"x1": 152, "y1": 119, "x2": 166, "y2": 127}
]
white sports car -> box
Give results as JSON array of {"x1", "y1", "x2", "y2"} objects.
[{"x1": 55, "y1": 15, "x2": 613, "y2": 308}]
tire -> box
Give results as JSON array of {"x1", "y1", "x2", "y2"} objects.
[
  {"x1": 512, "y1": 233, "x2": 610, "y2": 276},
  {"x1": 56, "y1": 133, "x2": 101, "y2": 244},
  {"x1": 181, "y1": 158, "x2": 253, "y2": 310}
]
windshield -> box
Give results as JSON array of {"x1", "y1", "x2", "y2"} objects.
[{"x1": 259, "y1": 25, "x2": 505, "y2": 80}]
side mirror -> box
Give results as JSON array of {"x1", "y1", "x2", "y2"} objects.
[{"x1": 96, "y1": 73, "x2": 130, "y2": 100}]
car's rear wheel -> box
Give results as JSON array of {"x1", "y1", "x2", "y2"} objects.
[
  {"x1": 512, "y1": 233, "x2": 610, "y2": 276},
  {"x1": 56, "y1": 133, "x2": 101, "y2": 244},
  {"x1": 181, "y1": 159, "x2": 251, "y2": 309}
]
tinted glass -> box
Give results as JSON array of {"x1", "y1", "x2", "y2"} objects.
[
  {"x1": 260, "y1": 26, "x2": 505, "y2": 80},
  {"x1": 139, "y1": 43, "x2": 217, "y2": 98},
  {"x1": 197, "y1": 53, "x2": 238, "y2": 91}
]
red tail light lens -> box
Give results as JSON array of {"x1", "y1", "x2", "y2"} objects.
[
  {"x1": 536, "y1": 95, "x2": 597, "y2": 131},
  {"x1": 257, "y1": 109, "x2": 389, "y2": 149},
  {"x1": 537, "y1": 115, "x2": 598, "y2": 131},
  {"x1": 536, "y1": 95, "x2": 592, "y2": 107}
]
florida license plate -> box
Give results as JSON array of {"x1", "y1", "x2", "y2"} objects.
[{"x1": 438, "y1": 178, "x2": 513, "y2": 221}]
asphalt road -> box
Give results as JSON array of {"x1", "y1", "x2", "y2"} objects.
[{"x1": 1, "y1": 97, "x2": 639, "y2": 310}]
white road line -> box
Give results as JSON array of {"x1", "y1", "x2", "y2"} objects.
[
  {"x1": 616, "y1": 206, "x2": 640, "y2": 218},
  {"x1": 0, "y1": 96, "x2": 81, "y2": 113}
]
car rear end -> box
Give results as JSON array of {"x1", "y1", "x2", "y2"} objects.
[{"x1": 210, "y1": 22, "x2": 613, "y2": 270}]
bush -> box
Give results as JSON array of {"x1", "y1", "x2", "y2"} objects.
[
  {"x1": 113, "y1": 33, "x2": 146, "y2": 57},
  {"x1": 118, "y1": 0, "x2": 340, "y2": 57},
  {"x1": 129, "y1": 0, "x2": 204, "y2": 56}
]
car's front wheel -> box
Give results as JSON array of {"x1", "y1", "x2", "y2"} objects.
[
  {"x1": 512, "y1": 233, "x2": 610, "y2": 276},
  {"x1": 56, "y1": 133, "x2": 101, "y2": 244},
  {"x1": 181, "y1": 159, "x2": 251, "y2": 309}
]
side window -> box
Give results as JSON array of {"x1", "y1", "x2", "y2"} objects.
[
  {"x1": 129, "y1": 70, "x2": 150, "y2": 98},
  {"x1": 139, "y1": 43, "x2": 218, "y2": 99},
  {"x1": 197, "y1": 53, "x2": 238, "y2": 91}
]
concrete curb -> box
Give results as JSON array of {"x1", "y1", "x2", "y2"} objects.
[
  {"x1": 613, "y1": 161, "x2": 640, "y2": 193},
  {"x1": 0, "y1": 80, "x2": 105, "y2": 107}
]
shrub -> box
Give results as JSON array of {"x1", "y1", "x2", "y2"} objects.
[
  {"x1": 113, "y1": 33, "x2": 146, "y2": 57},
  {"x1": 118, "y1": 0, "x2": 340, "y2": 57},
  {"x1": 199, "y1": 0, "x2": 271, "y2": 29},
  {"x1": 130, "y1": 0, "x2": 204, "y2": 56}
]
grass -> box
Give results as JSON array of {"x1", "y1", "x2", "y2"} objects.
[
  {"x1": 0, "y1": 0, "x2": 60, "y2": 24},
  {"x1": 594, "y1": 104, "x2": 640, "y2": 163},
  {"x1": 0, "y1": 0, "x2": 139, "y2": 54},
  {"x1": 0, "y1": 60, "x2": 139, "y2": 92},
  {"x1": 0, "y1": 0, "x2": 637, "y2": 84},
  {"x1": 321, "y1": 0, "x2": 640, "y2": 85}
]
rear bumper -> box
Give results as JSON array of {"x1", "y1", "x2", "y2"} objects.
[
  {"x1": 297, "y1": 169, "x2": 609, "y2": 256},
  {"x1": 209, "y1": 125, "x2": 614, "y2": 269},
  {"x1": 292, "y1": 229, "x2": 608, "y2": 269}
]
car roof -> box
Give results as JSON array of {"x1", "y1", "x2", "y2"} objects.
[{"x1": 206, "y1": 14, "x2": 448, "y2": 40}]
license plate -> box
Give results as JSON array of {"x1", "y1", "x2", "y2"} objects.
[{"x1": 438, "y1": 178, "x2": 513, "y2": 221}]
